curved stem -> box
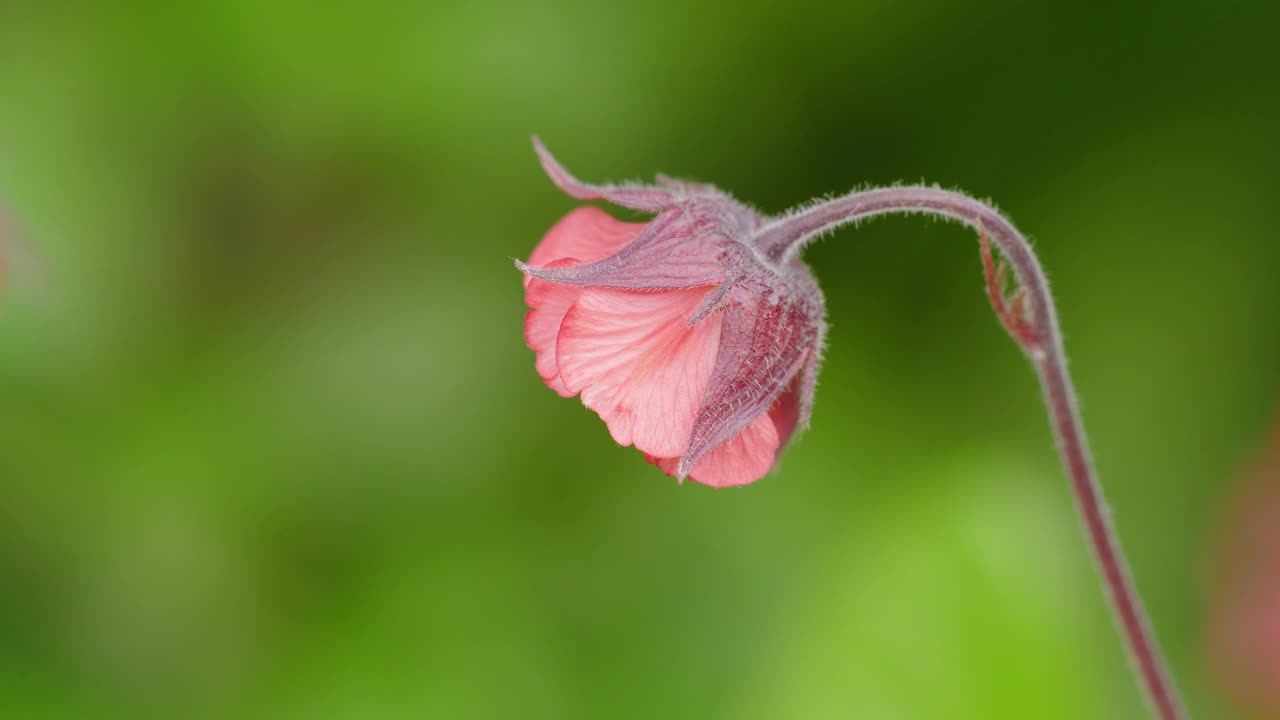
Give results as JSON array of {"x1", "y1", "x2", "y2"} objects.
[{"x1": 758, "y1": 187, "x2": 1187, "y2": 720}]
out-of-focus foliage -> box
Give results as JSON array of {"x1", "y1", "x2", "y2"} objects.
[{"x1": 0, "y1": 2, "x2": 1276, "y2": 718}]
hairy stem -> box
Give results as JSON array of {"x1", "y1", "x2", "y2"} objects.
[{"x1": 758, "y1": 186, "x2": 1187, "y2": 720}]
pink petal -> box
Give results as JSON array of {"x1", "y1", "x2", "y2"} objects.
[
  {"x1": 768, "y1": 384, "x2": 802, "y2": 449},
  {"x1": 522, "y1": 208, "x2": 647, "y2": 394},
  {"x1": 557, "y1": 287, "x2": 722, "y2": 458},
  {"x1": 687, "y1": 412, "x2": 781, "y2": 487},
  {"x1": 524, "y1": 207, "x2": 647, "y2": 289},
  {"x1": 648, "y1": 412, "x2": 780, "y2": 488},
  {"x1": 524, "y1": 265, "x2": 582, "y2": 397}
]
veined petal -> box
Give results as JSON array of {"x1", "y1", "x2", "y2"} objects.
[
  {"x1": 521, "y1": 209, "x2": 647, "y2": 395},
  {"x1": 769, "y1": 383, "x2": 802, "y2": 449},
  {"x1": 687, "y1": 413, "x2": 780, "y2": 487},
  {"x1": 524, "y1": 263, "x2": 582, "y2": 397},
  {"x1": 557, "y1": 287, "x2": 721, "y2": 458},
  {"x1": 649, "y1": 411, "x2": 780, "y2": 487}
]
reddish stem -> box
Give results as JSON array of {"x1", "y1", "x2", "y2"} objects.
[{"x1": 757, "y1": 187, "x2": 1188, "y2": 720}]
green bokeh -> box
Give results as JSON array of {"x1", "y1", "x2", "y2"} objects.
[{"x1": 0, "y1": 2, "x2": 1277, "y2": 718}]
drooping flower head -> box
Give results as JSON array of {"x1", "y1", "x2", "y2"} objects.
[
  {"x1": 517, "y1": 136, "x2": 1191, "y2": 716},
  {"x1": 517, "y1": 138, "x2": 826, "y2": 487}
]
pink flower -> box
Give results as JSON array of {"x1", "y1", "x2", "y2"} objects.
[
  {"x1": 1212, "y1": 417, "x2": 1280, "y2": 716},
  {"x1": 518, "y1": 138, "x2": 826, "y2": 487}
]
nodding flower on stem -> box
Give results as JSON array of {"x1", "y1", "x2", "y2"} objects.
[
  {"x1": 517, "y1": 138, "x2": 827, "y2": 487},
  {"x1": 515, "y1": 137, "x2": 1187, "y2": 720}
]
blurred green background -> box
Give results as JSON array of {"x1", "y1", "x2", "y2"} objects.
[{"x1": 0, "y1": 2, "x2": 1277, "y2": 718}]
